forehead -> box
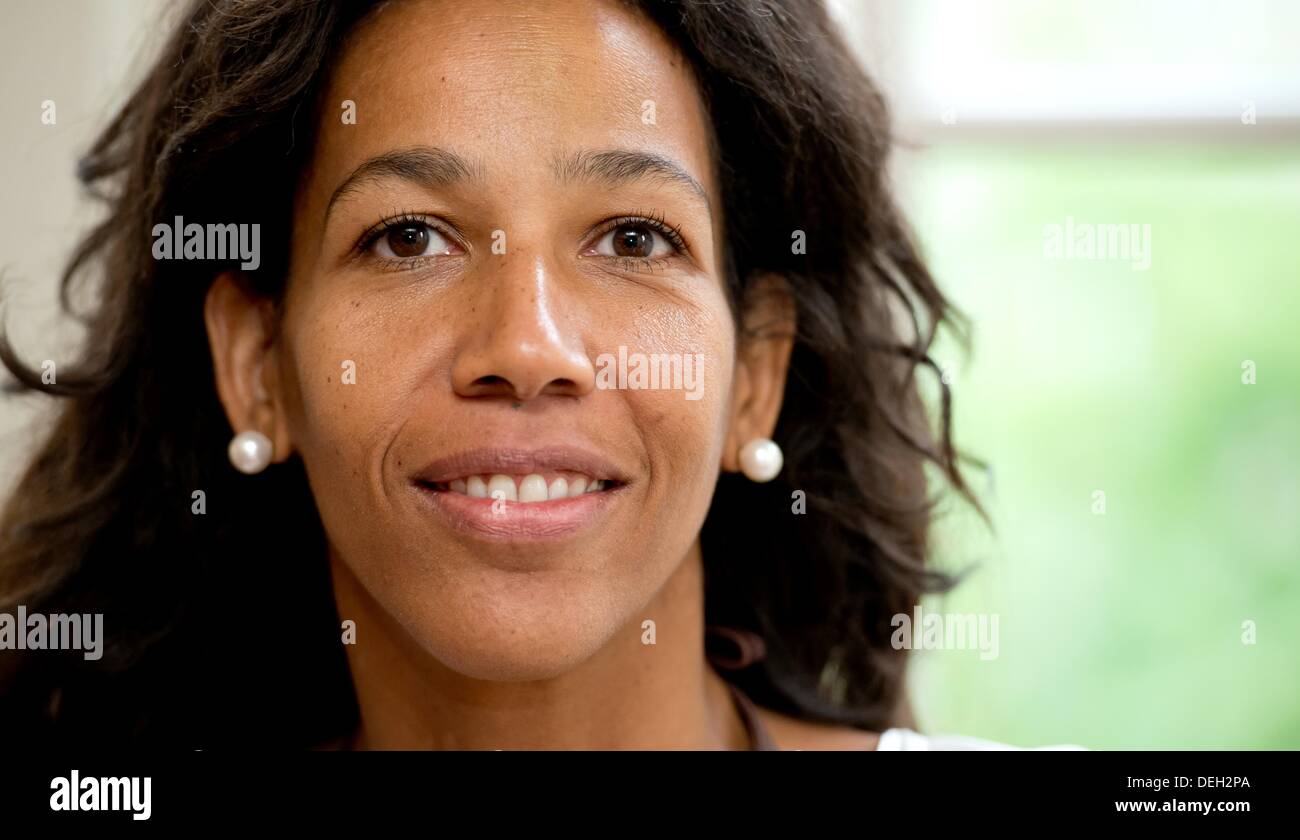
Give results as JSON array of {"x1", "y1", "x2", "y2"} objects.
[{"x1": 309, "y1": 0, "x2": 716, "y2": 200}]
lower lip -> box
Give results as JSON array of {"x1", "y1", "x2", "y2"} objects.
[{"x1": 410, "y1": 483, "x2": 622, "y2": 541}]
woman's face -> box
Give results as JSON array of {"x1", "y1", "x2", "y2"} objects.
[{"x1": 216, "y1": 0, "x2": 785, "y2": 681}]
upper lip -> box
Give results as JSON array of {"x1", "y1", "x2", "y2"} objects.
[{"x1": 410, "y1": 446, "x2": 631, "y2": 485}]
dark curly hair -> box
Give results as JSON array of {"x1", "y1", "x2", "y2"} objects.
[{"x1": 0, "y1": 0, "x2": 975, "y2": 746}]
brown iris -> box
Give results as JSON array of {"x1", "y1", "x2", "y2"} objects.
[
  {"x1": 611, "y1": 225, "x2": 653, "y2": 258},
  {"x1": 385, "y1": 223, "x2": 430, "y2": 258}
]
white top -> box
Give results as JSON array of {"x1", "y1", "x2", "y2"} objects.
[{"x1": 876, "y1": 728, "x2": 1088, "y2": 751}]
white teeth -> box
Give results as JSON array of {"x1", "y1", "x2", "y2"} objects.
[
  {"x1": 518, "y1": 474, "x2": 548, "y2": 503},
  {"x1": 487, "y1": 474, "x2": 517, "y2": 502},
  {"x1": 443, "y1": 473, "x2": 609, "y2": 501}
]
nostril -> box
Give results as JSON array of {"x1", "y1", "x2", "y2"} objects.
[{"x1": 465, "y1": 374, "x2": 582, "y2": 399}]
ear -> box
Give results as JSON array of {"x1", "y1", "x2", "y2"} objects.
[
  {"x1": 721, "y1": 274, "x2": 797, "y2": 473},
  {"x1": 204, "y1": 272, "x2": 294, "y2": 464}
]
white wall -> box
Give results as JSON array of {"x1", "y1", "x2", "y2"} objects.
[{"x1": 0, "y1": 0, "x2": 170, "y2": 495}]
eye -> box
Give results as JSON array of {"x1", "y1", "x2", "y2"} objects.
[
  {"x1": 368, "y1": 220, "x2": 458, "y2": 260},
  {"x1": 593, "y1": 222, "x2": 680, "y2": 259}
]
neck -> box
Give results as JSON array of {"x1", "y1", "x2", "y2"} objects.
[{"x1": 330, "y1": 542, "x2": 749, "y2": 750}]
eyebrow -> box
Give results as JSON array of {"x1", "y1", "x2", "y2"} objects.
[
  {"x1": 552, "y1": 149, "x2": 712, "y2": 218},
  {"x1": 325, "y1": 145, "x2": 712, "y2": 222},
  {"x1": 326, "y1": 146, "x2": 484, "y2": 221}
]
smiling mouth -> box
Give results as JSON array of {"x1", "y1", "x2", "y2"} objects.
[
  {"x1": 407, "y1": 447, "x2": 629, "y2": 541},
  {"x1": 420, "y1": 472, "x2": 614, "y2": 502}
]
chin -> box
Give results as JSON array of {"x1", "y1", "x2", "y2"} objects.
[{"x1": 397, "y1": 571, "x2": 628, "y2": 683}]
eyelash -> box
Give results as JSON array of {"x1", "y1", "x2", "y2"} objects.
[
  {"x1": 595, "y1": 210, "x2": 689, "y2": 254},
  {"x1": 355, "y1": 211, "x2": 459, "y2": 267},
  {"x1": 352, "y1": 209, "x2": 690, "y2": 272},
  {"x1": 590, "y1": 211, "x2": 688, "y2": 275}
]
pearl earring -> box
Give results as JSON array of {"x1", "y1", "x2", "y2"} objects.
[
  {"x1": 738, "y1": 437, "x2": 782, "y2": 483},
  {"x1": 228, "y1": 430, "x2": 273, "y2": 475}
]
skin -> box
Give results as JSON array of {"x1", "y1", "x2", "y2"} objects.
[{"x1": 205, "y1": 0, "x2": 878, "y2": 749}]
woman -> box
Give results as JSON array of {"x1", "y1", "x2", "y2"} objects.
[{"x1": 0, "y1": 0, "x2": 986, "y2": 749}]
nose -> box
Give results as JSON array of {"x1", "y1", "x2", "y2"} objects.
[{"x1": 451, "y1": 252, "x2": 595, "y2": 402}]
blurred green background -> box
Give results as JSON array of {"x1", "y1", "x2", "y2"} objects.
[
  {"x1": 905, "y1": 141, "x2": 1300, "y2": 749},
  {"x1": 825, "y1": 0, "x2": 1300, "y2": 751}
]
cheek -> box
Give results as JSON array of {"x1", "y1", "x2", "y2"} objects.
[
  {"x1": 620, "y1": 373, "x2": 730, "y2": 547},
  {"x1": 601, "y1": 293, "x2": 736, "y2": 502},
  {"x1": 276, "y1": 290, "x2": 441, "y2": 494}
]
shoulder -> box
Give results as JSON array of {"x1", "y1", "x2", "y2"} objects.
[
  {"x1": 875, "y1": 728, "x2": 1089, "y2": 751},
  {"x1": 750, "y1": 705, "x2": 1086, "y2": 751}
]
